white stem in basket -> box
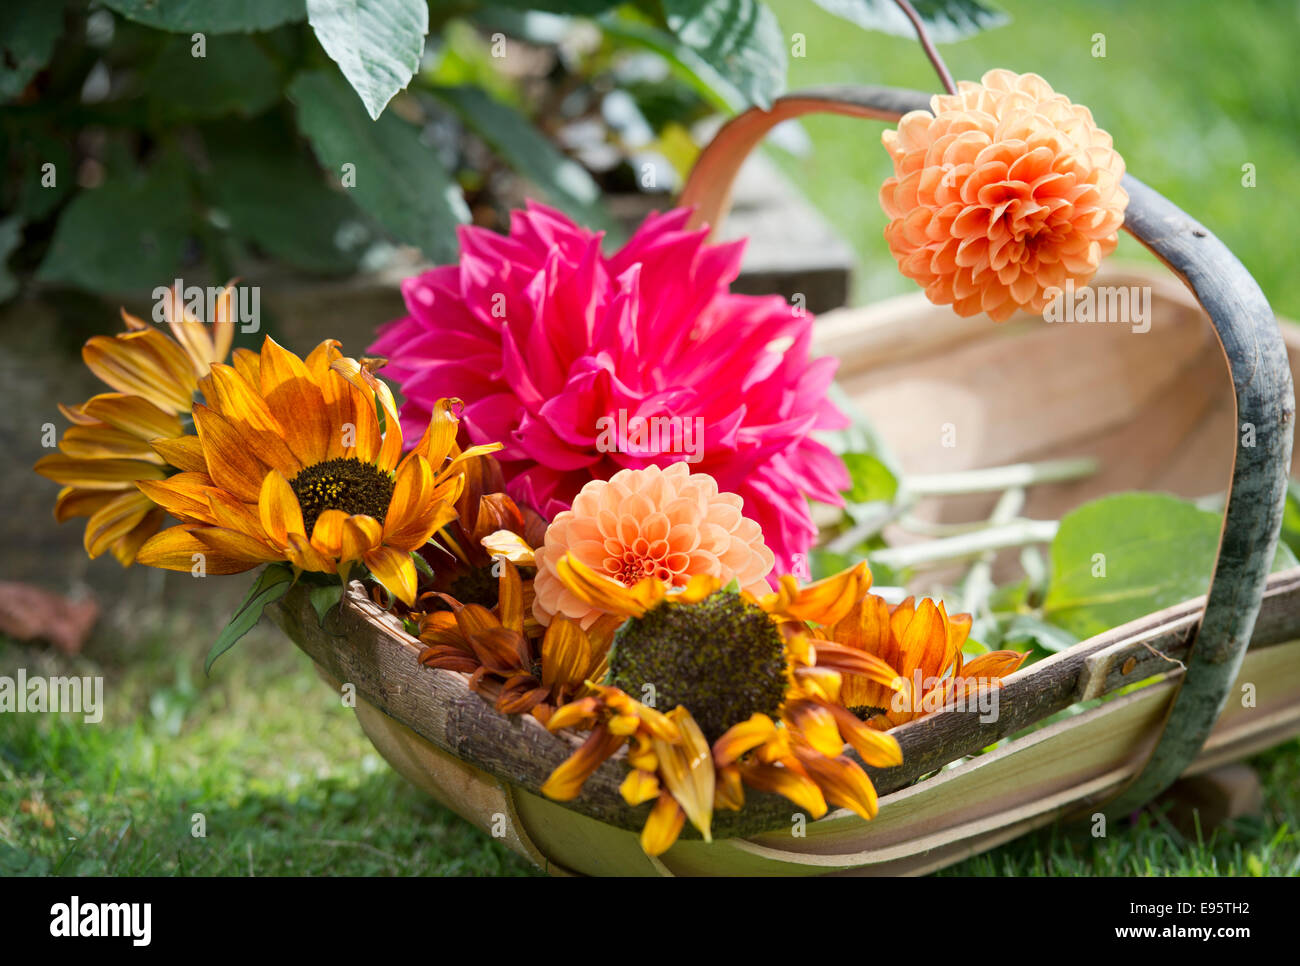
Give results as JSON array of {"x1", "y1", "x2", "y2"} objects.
[
  {"x1": 959, "y1": 487, "x2": 1027, "y2": 615},
  {"x1": 870, "y1": 519, "x2": 1059, "y2": 570},
  {"x1": 905, "y1": 457, "x2": 1097, "y2": 496}
]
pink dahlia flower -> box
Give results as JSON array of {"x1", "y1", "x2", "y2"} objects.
[{"x1": 369, "y1": 201, "x2": 848, "y2": 573}]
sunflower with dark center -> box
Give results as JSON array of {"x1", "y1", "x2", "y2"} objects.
[
  {"x1": 130, "y1": 336, "x2": 501, "y2": 605},
  {"x1": 609, "y1": 591, "x2": 788, "y2": 744},
  {"x1": 539, "y1": 555, "x2": 909, "y2": 857}
]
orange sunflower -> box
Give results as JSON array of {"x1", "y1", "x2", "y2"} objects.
[
  {"x1": 416, "y1": 559, "x2": 619, "y2": 723},
  {"x1": 539, "y1": 557, "x2": 905, "y2": 855},
  {"x1": 34, "y1": 283, "x2": 235, "y2": 564},
  {"x1": 130, "y1": 335, "x2": 500, "y2": 605},
  {"x1": 825, "y1": 593, "x2": 1028, "y2": 729}
]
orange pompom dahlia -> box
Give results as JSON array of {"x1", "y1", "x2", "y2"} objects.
[
  {"x1": 879, "y1": 69, "x2": 1128, "y2": 322},
  {"x1": 532, "y1": 462, "x2": 774, "y2": 629}
]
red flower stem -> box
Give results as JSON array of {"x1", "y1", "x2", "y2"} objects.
[{"x1": 892, "y1": 0, "x2": 958, "y2": 95}]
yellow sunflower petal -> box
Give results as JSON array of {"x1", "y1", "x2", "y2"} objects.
[
  {"x1": 541, "y1": 724, "x2": 624, "y2": 801},
  {"x1": 540, "y1": 615, "x2": 592, "y2": 691},
  {"x1": 136, "y1": 472, "x2": 221, "y2": 525},
  {"x1": 787, "y1": 700, "x2": 847, "y2": 758},
  {"x1": 54, "y1": 487, "x2": 116, "y2": 523},
  {"x1": 827, "y1": 703, "x2": 904, "y2": 768},
  {"x1": 59, "y1": 426, "x2": 164, "y2": 463},
  {"x1": 257, "y1": 336, "x2": 330, "y2": 466},
  {"x1": 81, "y1": 392, "x2": 183, "y2": 440},
  {"x1": 620, "y1": 769, "x2": 661, "y2": 806},
  {"x1": 135, "y1": 526, "x2": 262, "y2": 574},
  {"x1": 737, "y1": 760, "x2": 828, "y2": 818},
  {"x1": 84, "y1": 489, "x2": 154, "y2": 558},
  {"x1": 258, "y1": 469, "x2": 305, "y2": 546},
  {"x1": 640, "y1": 791, "x2": 686, "y2": 857},
  {"x1": 191, "y1": 404, "x2": 284, "y2": 503},
  {"x1": 150, "y1": 435, "x2": 208, "y2": 473},
  {"x1": 651, "y1": 708, "x2": 714, "y2": 843},
  {"x1": 362, "y1": 545, "x2": 417, "y2": 605},
  {"x1": 772, "y1": 561, "x2": 872, "y2": 626},
  {"x1": 715, "y1": 763, "x2": 745, "y2": 811},
  {"x1": 285, "y1": 532, "x2": 336, "y2": 575},
  {"x1": 310, "y1": 508, "x2": 350, "y2": 558},
  {"x1": 557, "y1": 553, "x2": 665, "y2": 619},
  {"x1": 34, "y1": 454, "x2": 166, "y2": 489},
  {"x1": 191, "y1": 527, "x2": 283, "y2": 566},
  {"x1": 340, "y1": 515, "x2": 383, "y2": 563},
  {"x1": 797, "y1": 751, "x2": 880, "y2": 821},
  {"x1": 496, "y1": 560, "x2": 524, "y2": 633},
  {"x1": 109, "y1": 507, "x2": 164, "y2": 566},
  {"x1": 713, "y1": 713, "x2": 777, "y2": 767},
  {"x1": 480, "y1": 529, "x2": 535, "y2": 566},
  {"x1": 545, "y1": 696, "x2": 602, "y2": 732}
]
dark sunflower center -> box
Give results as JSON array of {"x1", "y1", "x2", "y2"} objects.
[
  {"x1": 608, "y1": 591, "x2": 787, "y2": 743},
  {"x1": 289, "y1": 457, "x2": 394, "y2": 537},
  {"x1": 449, "y1": 564, "x2": 501, "y2": 609},
  {"x1": 848, "y1": 705, "x2": 888, "y2": 721}
]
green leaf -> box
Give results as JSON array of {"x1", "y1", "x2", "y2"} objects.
[
  {"x1": 1001, "y1": 614, "x2": 1078, "y2": 654},
  {"x1": 289, "y1": 69, "x2": 469, "y2": 262},
  {"x1": 1278, "y1": 479, "x2": 1300, "y2": 561},
  {"x1": 1043, "y1": 492, "x2": 1295, "y2": 640},
  {"x1": 306, "y1": 0, "x2": 428, "y2": 120},
  {"x1": 411, "y1": 550, "x2": 435, "y2": 581},
  {"x1": 429, "y1": 85, "x2": 616, "y2": 234},
  {"x1": 810, "y1": 0, "x2": 1009, "y2": 43},
  {"x1": 36, "y1": 160, "x2": 191, "y2": 292},
  {"x1": 662, "y1": 0, "x2": 787, "y2": 109},
  {"x1": 308, "y1": 582, "x2": 344, "y2": 624},
  {"x1": 0, "y1": 1, "x2": 65, "y2": 101},
  {"x1": 146, "y1": 34, "x2": 282, "y2": 119},
  {"x1": 205, "y1": 148, "x2": 373, "y2": 273},
  {"x1": 0, "y1": 217, "x2": 23, "y2": 302},
  {"x1": 842, "y1": 452, "x2": 898, "y2": 505},
  {"x1": 11, "y1": 131, "x2": 73, "y2": 220},
  {"x1": 100, "y1": 0, "x2": 307, "y2": 34},
  {"x1": 206, "y1": 565, "x2": 295, "y2": 673}
]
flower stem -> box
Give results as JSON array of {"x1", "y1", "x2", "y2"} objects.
[
  {"x1": 959, "y1": 487, "x2": 1026, "y2": 614},
  {"x1": 892, "y1": 0, "x2": 958, "y2": 95},
  {"x1": 869, "y1": 519, "x2": 1059, "y2": 570},
  {"x1": 905, "y1": 457, "x2": 1097, "y2": 497}
]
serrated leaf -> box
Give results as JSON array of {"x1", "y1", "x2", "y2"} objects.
[
  {"x1": 811, "y1": 0, "x2": 1009, "y2": 44},
  {"x1": 842, "y1": 451, "x2": 899, "y2": 505},
  {"x1": 1043, "y1": 492, "x2": 1295, "y2": 640},
  {"x1": 101, "y1": 0, "x2": 307, "y2": 34},
  {"x1": 0, "y1": 1, "x2": 65, "y2": 101},
  {"x1": 36, "y1": 161, "x2": 191, "y2": 292},
  {"x1": 306, "y1": 0, "x2": 428, "y2": 120},
  {"x1": 206, "y1": 565, "x2": 295, "y2": 673},
  {"x1": 289, "y1": 69, "x2": 469, "y2": 262},
  {"x1": 662, "y1": 0, "x2": 786, "y2": 109},
  {"x1": 430, "y1": 85, "x2": 616, "y2": 234},
  {"x1": 146, "y1": 34, "x2": 282, "y2": 120},
  {"x1": 411, "y1": 550, "x2": 435, "y2": 580}
]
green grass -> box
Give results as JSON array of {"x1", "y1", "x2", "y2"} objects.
[
  {"x1": 765, "y1": 0, "x2": 1300, "y2": 319},
  {"x1": 3, "y1": 617, "x2": 1296, "y2": 876}
]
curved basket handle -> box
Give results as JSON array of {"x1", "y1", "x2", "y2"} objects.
[{"x1": 679, "y1": 86, "x2": 1296, "y2": 813}]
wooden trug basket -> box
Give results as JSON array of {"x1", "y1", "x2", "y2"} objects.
[{"x1": 272, "y1": 86, "x2": 1300, "y2": 876}]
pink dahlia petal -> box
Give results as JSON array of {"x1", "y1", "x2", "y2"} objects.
[{"x1": 372, "y1": 203, "x2": 848, "y2": 571}]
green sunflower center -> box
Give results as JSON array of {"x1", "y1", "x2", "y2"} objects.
[
  {"x1": 449, "y1": 563, "x2": 501, "y2": 609},
  {"x1": 289, "y1": 457, "x2": 394, "y2": 537},
  {"x1": 608, "y1": 591, "x2": 787, "y2": 743}
]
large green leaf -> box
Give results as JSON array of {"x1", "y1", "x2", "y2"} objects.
[
  {"x1": 205, "y1": 148, "x2": 374, "y2": 273},
  {"x1": 147, "y1": 34, "x2": 282, "y2": 119},
  {"x1": 289, "y1": 69, "x2": 469, "y2": 262},
  {"x1": 306, "y1": 0, "x2": 428, "y2": 120},
  {"x1": 430, "y1": 85, "x2": 615, "y2": 233},
  {"x1": 36, "y1": 161, "x2": 191, "y2": 292},
  {"x1": 101, "y1": 0, "x2": 307, "y2": 33},
  {"x1": 662, "y1": 0, "x2": 787, "y2": 109},
  {"x1": 811, "y1": 0, "x2": 1008, "y2": 43},
  {"x1": 0, "y1": 0, "x2": 65, "y2": 101},
  {"x1": 206, "y1": 565, "x2": 296, "y2": 673},
  {"x1": 1043, "y1": 492, "x2": 1294, "y2": 640}
]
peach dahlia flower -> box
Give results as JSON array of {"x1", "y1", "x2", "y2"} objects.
[
  {"x1": 532, "y1": 462, "x2": 774, "y2": 628},
  {"x1": 879, "y1": 69, "x2": 1128, "y2": 322}
]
